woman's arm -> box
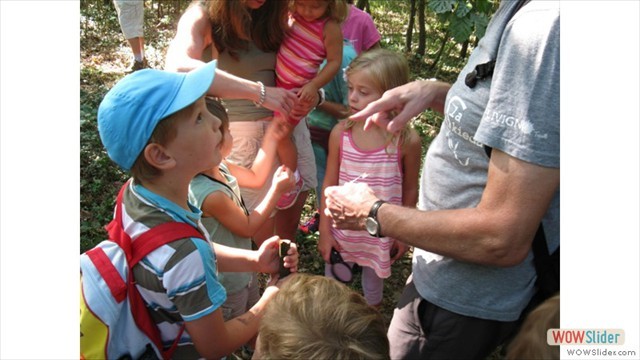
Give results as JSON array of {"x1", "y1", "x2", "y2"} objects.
[
  {"x1": 165, "y1": 4, "x2": 213, "y2": 72},
  {"x1": 209, "y1": 69, "x2": 297, "y2": 115},
  {"x1": 166, "y1": 5, "x2": 297, "y2": 115}
]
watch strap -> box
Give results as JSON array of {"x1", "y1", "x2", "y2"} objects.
[{"x1": 368, "y1": 200, "x2": 386, "y2": 219}]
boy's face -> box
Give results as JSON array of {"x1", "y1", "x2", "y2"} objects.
[{"x1": 164, "y1": 97, "x2": 223, "y2": 175}]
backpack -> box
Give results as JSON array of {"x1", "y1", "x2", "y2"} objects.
[{"x1": 80, "y1": 181, "x2": 206, "y2": 360}]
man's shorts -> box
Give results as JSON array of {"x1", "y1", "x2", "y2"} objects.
[{"x1": 113, "y1": 0, "x2": 144, "y2": 39}]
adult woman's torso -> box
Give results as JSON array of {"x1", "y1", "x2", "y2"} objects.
[{"x1": 202, "y1": 41, "x2": 276, "y2": 122}]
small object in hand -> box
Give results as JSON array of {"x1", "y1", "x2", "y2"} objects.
[{"x1": 278, "y1": 240, "x2": 291, "y2": 278}]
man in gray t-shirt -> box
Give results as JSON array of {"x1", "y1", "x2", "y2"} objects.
[{"x1": 323, "y1": 1, "x2": 559, "y2": 358}]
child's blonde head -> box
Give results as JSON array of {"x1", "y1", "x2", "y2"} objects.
[
  {"x1": 344, "y1": 49, "x2": 411, "y2": 147},
  {"x1": 257, "y1": 274, "x2": 390, "y2": 360},
  {"x1": 506, "y1": 294, "x2": 560, "y2": 360},
  {"x1": 345, "y1": 48, "x2": 410, "y2": 96}
]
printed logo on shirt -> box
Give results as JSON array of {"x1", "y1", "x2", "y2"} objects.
[
  {"x1": 444, "y1": 95, "x2": 483, "y2": 166},
  {"x1": 485, "y1": 111, "x2": 549, "y2": 139}
]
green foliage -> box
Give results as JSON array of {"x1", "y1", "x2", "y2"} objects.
[
  {"x1": 80, "y1": 66, "x2": 128, "y2": 253},
  {"x1": 429, "y1": 0, "x2": 496, "y2": 43}
]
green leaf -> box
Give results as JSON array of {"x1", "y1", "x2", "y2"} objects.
[
  {"x1": 455, "y1": 1, "x2": 472, "y2": 18},
  {"x1": 471, "y1": 12, "x2": 490, "y2": 39},
  {"x1": 449, "y1": 16, "x2": 474, "y2": 43},
  {"x1": 429, "y1": 0, "x2": 457, "y2": 14}
]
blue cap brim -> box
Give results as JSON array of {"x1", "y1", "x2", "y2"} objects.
[{"x1": 161, "y1": 61, "x2": 217, "y2": 120}]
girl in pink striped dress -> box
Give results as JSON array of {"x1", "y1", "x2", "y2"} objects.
[
  {"x1": 318, "y1": 49, "x2": 422, "y2": 306},
  {"x1": 273, "y1": 0, "x2": 347, "y2": 209}
]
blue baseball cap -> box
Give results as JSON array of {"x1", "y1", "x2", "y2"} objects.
[{"x1": 97, "y1": 61, "x2": 217, "y2": 171}]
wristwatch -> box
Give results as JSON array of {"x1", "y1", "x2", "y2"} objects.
[
  {"x1": 316, "y1": 88, "x2": 326, "y2": 107},
  {"x1": 365, "y1": 200, "x2": 386, "y2": 237}
]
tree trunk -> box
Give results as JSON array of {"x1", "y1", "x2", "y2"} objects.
[
  {"x1": 429, "y1": 29, "x2": 449, "y2": 71},
  {"x1": 417, "y1": 0, "x2": 426, "y2": 56},
  {"x1": 459, "y1": 39, "x2": 469, "y2": 59},
  {"x1": 405, "y1": 0, "x2": 416, "y2": 52}
]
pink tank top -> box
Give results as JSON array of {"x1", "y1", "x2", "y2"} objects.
[
  {"x1": 275, "y1": 13, "x2": 328, "y2": 90},
  {"x1": 331, "y1": 130, "x2": 403, "y2": 278}
]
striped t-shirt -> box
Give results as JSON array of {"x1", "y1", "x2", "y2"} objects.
[
  {"x1": 331, "y1": 130, "x2": 403, "y2": 278},
  {"x1": 275, "y1": 13, "x2": 329, "y2": 90},
  {"x1": 124, "y1": 181, "x2": 226, "y2": 358}
]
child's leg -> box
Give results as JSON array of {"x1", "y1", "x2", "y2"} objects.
[{"x1": 362, "y1": 266, "x2": 384, "y2": 307}]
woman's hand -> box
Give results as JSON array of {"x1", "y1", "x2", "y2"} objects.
[{"x1": 262, "y1": 86, "x2": 298, "y2": 118}]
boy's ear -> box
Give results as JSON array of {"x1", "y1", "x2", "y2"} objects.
[{"x1": 143, "y1": 143, "x2": 176, "y2": 170}]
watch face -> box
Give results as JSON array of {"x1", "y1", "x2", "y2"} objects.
[{"x1": 365, "y1": 217, "x2": 379, "y2": 236}]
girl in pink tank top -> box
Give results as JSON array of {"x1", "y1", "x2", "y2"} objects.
[
  {"x1": 273, "y1": 0, "x2": 347, "y2": 209},
  {"x1": 319, "y1": 49, "x2": 423, "y2": 306}
]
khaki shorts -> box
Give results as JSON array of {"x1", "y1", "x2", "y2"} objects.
[
  {"x1": 113, "y1": 0, "x2": 144, "y2": 39},
  {"x1": 220, "y1": 273, "x2": 261, "y2": 321},
  {"x1": 227, "y1": 119, "x2": 317, "y2": 211}
]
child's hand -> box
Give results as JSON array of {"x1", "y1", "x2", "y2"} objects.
[
  {"x1": 255, "y1": 236, "x2": 299, "y2": 274},
  {"x1": 390, "y1": 240, "x2": 409, "y2": 263},
  {"x1": 318, "y1": 230, "x2": 340, "y2": 264},
  {"x1": 297, "y1": 83, "x2": 319, "y2": 105},
  {"x1": 272, "y1": 165, "x2": 295, "y2": 195},
  {"x1": 266, "y1": 114, "x2": 294, "y2": 142}
]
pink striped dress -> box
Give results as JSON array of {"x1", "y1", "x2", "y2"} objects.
[
  {"x1": 331, "y1": 130, "x2": 403, "y2": 278},
  {"x1": 276, "y1": 13, "x2": 329, "y2": 90}
]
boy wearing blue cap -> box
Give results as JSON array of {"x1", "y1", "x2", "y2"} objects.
[{"x1": 97, "y1": 61, "x2": 298, "y2": 359}]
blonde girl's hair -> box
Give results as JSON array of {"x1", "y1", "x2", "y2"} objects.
[
  {"x1": 257, "y1": 274, "x2": 390, "y2": 360},
  {"x1": 344, "y1": 49, "x2": 411, "y2": 147},
  {"x1": 290, "y1": 0, "x2": 349, "y2": 23},
  {"x1": 506, "y1": 294, "x2": 560, "y2": 360},
  {"x1": 200, "y1": 0, "x2": 289, "y2": 59}
]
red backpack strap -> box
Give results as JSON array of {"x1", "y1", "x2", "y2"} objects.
[
  {"x1": 127, "y1": 223, "x2": 205, "y2": 359},
  {"x1": 105, "y1": 180, "x2": 133, "y2": 257},
  {"x1": 130, "y1": 222, "x2": 205, "y2": 266},
  {"x1": 104, "y1": 180, "x2": 206, "y2": 359}
]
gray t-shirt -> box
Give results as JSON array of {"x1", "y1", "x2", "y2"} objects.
[{"x1": 413, "y1": 0, "x2": 560, "y2": 321}]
